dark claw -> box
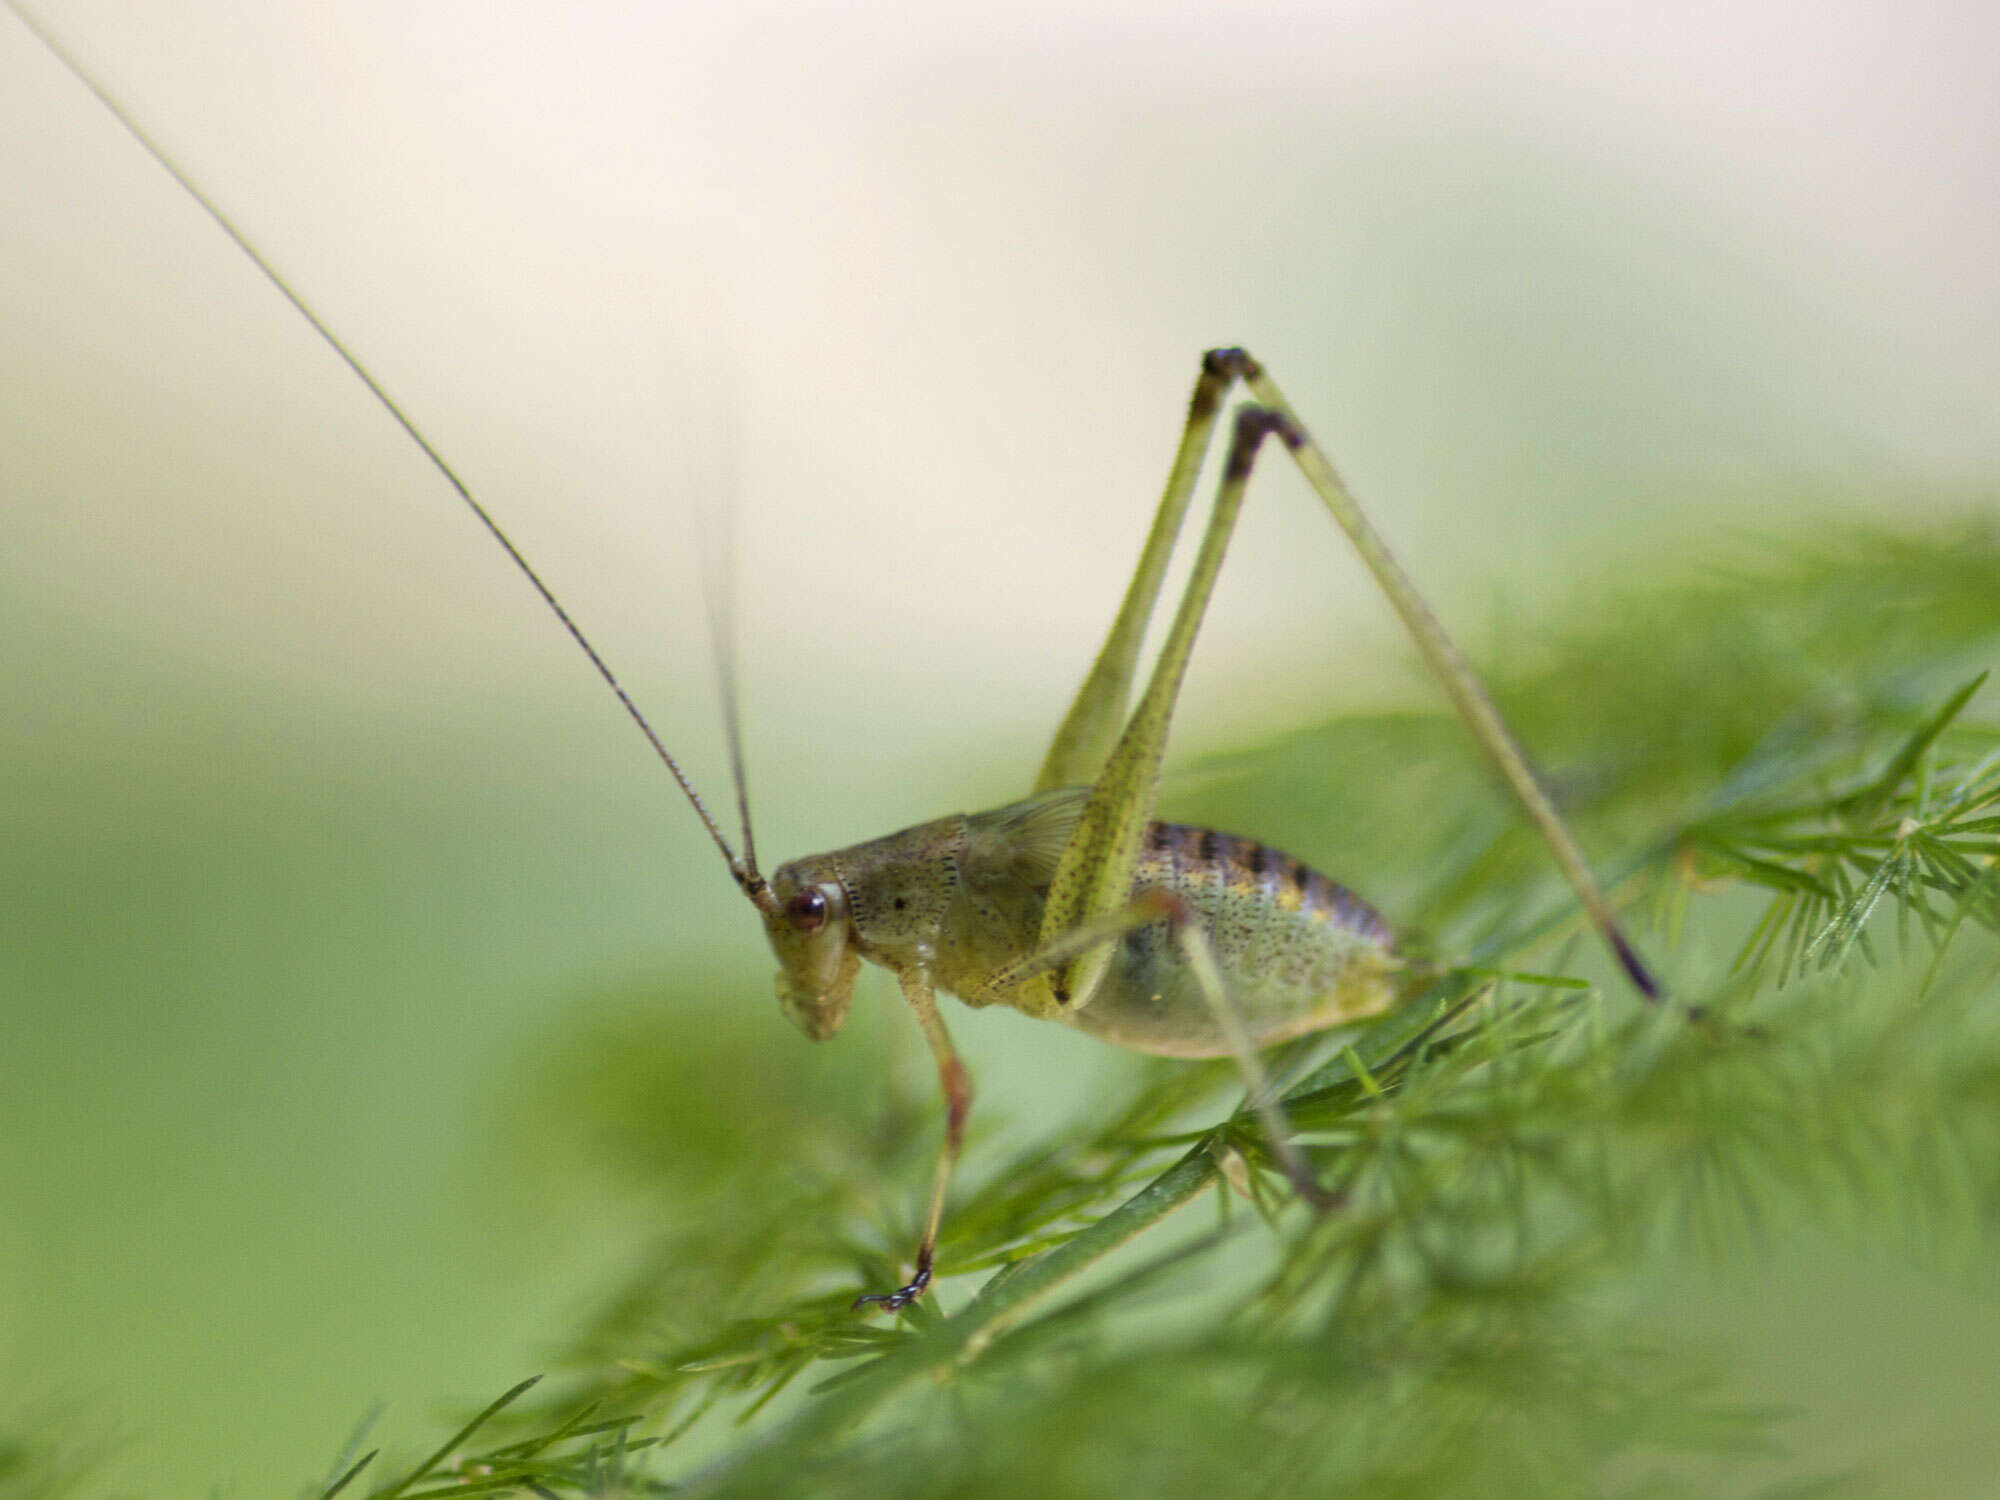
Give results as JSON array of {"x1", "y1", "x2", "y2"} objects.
[{"x1": 852, "y1": 1261, "x2": 932, "y2": 1314}]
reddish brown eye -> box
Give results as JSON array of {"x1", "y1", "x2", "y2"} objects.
[{"x1": 786, "y1": 888, "x2": 827, "y2": 933}]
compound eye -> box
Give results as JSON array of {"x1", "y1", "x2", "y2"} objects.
[{"x1": 786, "y1": 887, "x2": 828, "y2": 934}]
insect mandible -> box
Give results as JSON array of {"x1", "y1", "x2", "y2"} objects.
[{"x1": 15, "y1": 1, "x2": 1659, "y2": 1316}]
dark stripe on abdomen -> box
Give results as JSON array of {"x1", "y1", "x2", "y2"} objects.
[{"x1": 1139, "y1": 822, "x2": 1391, "y2": 946}]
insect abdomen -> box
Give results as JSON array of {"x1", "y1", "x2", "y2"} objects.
[{"x1": 1063, "y1": 822, "x2": 1398, "y2": 1058}]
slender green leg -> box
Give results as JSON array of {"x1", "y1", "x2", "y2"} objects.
[
  {"x1": 1171, "y1": 904, "x2": 1338, "y2": 1209},
  {"x1": 1014, "y1": 404, "x2": 1338, "y2": 1205},
  {"x1": 1033, "y1": 352, "x2": 1242, "y2": 794},
  {"x1": 1038, "y1": 401, "x2": 1289, "y2": 1012},
  {"x1": 853, "y1": 967, "x2": 971, "y2": 1315},
  {"x1": 1233, "y1": 354, "x2": 1658, "y2": 998},
  {"x1": 1036, "y1": 347, "x2": 1652, "y2": 1047}
]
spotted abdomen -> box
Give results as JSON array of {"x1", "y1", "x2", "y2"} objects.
[{"x1": 1061, "y1": 822, "x2": 1398, "y2": 1058}]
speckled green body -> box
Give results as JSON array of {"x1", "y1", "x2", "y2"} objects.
[{"x1": 768, "y1": 791, "x2": 1397, "y2": 1059}]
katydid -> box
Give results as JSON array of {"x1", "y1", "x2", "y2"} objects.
[
  {"x1": 757, "y1": 361, "x2": 1654, "y2": 1311},
  {"x1": 13, "y1": 0, "x2": 1657, "y2": 1318}
]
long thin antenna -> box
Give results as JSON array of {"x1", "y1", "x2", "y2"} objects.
[
  {"x1": 10, "y1": 0, "x2": 768, "y2": 900},
  {"x1": 701, "y1": 454, "x2": 766, "y2": 896}
]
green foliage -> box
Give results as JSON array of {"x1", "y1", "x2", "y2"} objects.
[{"x1": 42, "y1": 521, "x2": 2000, "y2": 1499}]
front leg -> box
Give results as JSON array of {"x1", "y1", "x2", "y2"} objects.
[{"x1": 853, "y1": 965, "x2": 972, "y2": 1315}]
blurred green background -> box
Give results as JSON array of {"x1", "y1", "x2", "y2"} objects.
[{"x1": 2, "y1": 1, "x2": 1997, "y2": 1493}]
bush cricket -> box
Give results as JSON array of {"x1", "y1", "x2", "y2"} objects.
[{"x1": 13, "y1": 0, "x2": 1658, "y2": 1317}]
